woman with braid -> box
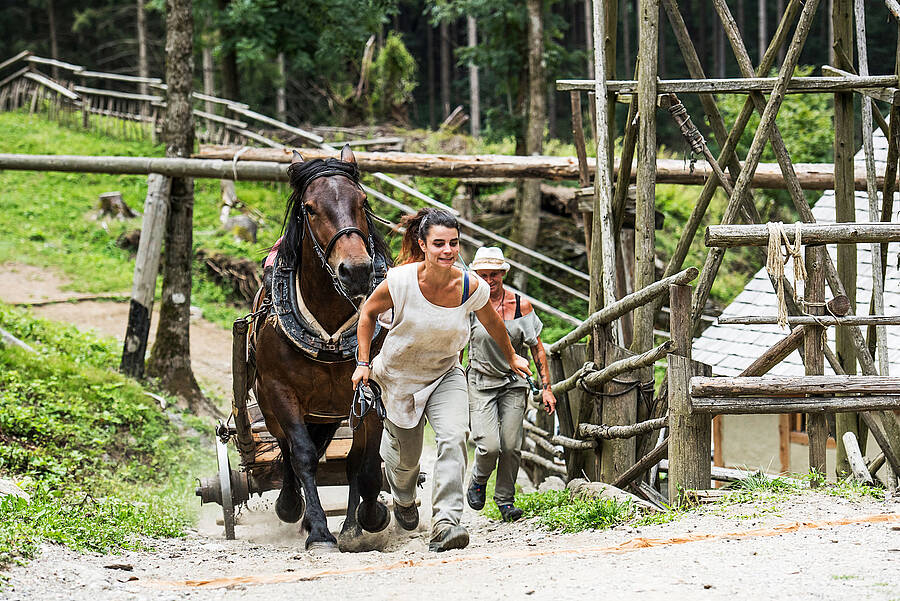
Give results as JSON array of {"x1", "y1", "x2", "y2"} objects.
[
  {"x1": 352, "y1": 209, "x2": 531, "y2": 552},
  {"x1": 465, "y1": 247, "x2": 557, "y2": 521}
]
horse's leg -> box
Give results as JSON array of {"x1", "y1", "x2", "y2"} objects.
[
  {"x1": 284, "y1": 421, "x2": 337, "y2": 550},
  {"x1": 274, "y1": 437, "x2": 305, "y2": 523},
  {"x1": 354, "y1": 415, "x2": 389, "y2": 533},
  {"x1": 337, "y1": 414, "x2": 389, "y2": 552}
]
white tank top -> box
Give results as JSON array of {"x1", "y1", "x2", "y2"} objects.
[{"x1": 371, "y1": 262, "x2": 489, "y2": 428}]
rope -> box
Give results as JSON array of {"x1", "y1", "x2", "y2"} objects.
[{"x1": 765, "y1": 221, "x2": 807, "y2": 330}]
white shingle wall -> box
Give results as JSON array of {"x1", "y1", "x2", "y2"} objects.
[{"x1": 693, "y1": 130, "x2": 900, "y2": 376}]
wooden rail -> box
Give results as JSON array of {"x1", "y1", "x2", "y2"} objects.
[
  {"x1": 691, "y1": 375, "x2": 900, "y2": 397},
  {"x1": 706, "y1": 222, "x2": 900, "y2": 247},
  {"x1": 716, "y1": 315, "x2": 900, "y2": 326},
  {"x1": 690, "y1": 395, "x2": 900, "y2": 414},
  {"x1": 557, "y1": 74, "x2": 898, "y2": 93}
]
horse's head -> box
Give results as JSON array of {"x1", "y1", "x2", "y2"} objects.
[{"x1": 281, "y1": 146, "x2": 376, "y2": 302}]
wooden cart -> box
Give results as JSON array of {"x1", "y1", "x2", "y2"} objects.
[{"x1": 195, "y1": 319, "x2": 355, "y2": 539}]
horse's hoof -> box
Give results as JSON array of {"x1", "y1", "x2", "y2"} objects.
[
  {"x1": 357, "y1": 501, "x2": 390, "y2": 534},
  {"x1": 338, "y1": 526, "x2": 389, "y2": 553},
  {"x1": 306, "y1": 540, "x2": 339, "y2": 553},
  {"x1": 275, "y1": 492, "x2": 305, "y2": 524}
]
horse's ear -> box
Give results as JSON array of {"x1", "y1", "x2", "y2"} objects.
[
  {"x1": 291, "y1": 150, "x2": 304, "y2": 164},
  {"x1": 340, "y1": 144, "x2": 356, "y2": 164}
]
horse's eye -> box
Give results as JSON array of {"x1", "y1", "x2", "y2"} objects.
[{"x1": 305, "y1": 204, "x2": 316, "y2": 216}]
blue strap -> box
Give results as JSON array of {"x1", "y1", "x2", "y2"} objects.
[{"x1": 462, "y1": 272, "x2": 470, "y2": 304}]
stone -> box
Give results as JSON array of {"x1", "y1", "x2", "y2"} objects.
[
  {"x1": 538, "y1": 476, "x2": 566, "y2": 493},
  {"x1": 0, "y1": 478, "x2": 30, "y2": 503}
]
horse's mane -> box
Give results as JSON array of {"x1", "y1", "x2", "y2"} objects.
[{"x1": 278, "y1": 158, "x2": 392, "y2": 269}]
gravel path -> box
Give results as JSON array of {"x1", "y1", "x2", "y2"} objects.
[{"x1": 3, "y1": 263, "x2": 900, "y2": 600}]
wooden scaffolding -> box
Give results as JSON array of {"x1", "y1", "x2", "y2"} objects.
[{"x1": 544, "y1": 0, "x2": 900, "y2": 499}]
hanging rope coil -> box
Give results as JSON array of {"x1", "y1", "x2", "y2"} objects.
[{"x1": 765, "y1": 221, "x2": 807, "y2": 329}]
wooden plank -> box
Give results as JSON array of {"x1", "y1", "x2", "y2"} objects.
[
  {"x1": 805, "y1": 244, "x2": 827, "y2": 482},
  {"x1": 705, "y1": 223, "x2": 900, "y2": 247},
  {"x1": 556, "y1": 74, "x2": 897, "y2": 93},
  {"x1": 79, "y1": 69, "x2": 162, "y2": 85},
  {"x1": 560, "y1": 343, "x2": 589, "y2": 481},
  {"x1": 73, "y1": 85, "x2": 160, "y2": 102},
  {"x1": 690, "y1": 395, "x2": 900, "y2": 414},
  {"x1": 599, "y1": 344, "x2": 638, "y2": 482},
  {"x1": 24, "y1": 72, "x2": 79, "y2": 100},
  {"x1": 324, "y1": 438, "x2": 353, "y2": 461},
  {"x1": 822, "y1": 65, "x2": 900, "y2": 105},
  {"x1": 842, "y1": 432, "x2": 874, "y2": 484},
  {"x1": 119, "y1": 174, "x2": 170, "y2": 379},
  {"x1": 0, "y1": 50, "x2": 32, "y2": 73}
]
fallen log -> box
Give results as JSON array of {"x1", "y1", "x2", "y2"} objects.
[
  {"x1": 657, "y1": 460, "x2": 805, "y2": 486},
  {"x1": 195, "y1": 145, "x2": 900, "y2": 190}
]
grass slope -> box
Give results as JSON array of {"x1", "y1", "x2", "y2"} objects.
[{"x1": 0, "y1": 303, "x2": 213, "y2": 568}]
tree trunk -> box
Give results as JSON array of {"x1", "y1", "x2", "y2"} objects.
[
  {"x1": 137, "y1": 0, "x2": 149, "y2": 96},
  {"x1": 47, "y1": 0, "x2": 59, "y2": 79},
  {"x1": 512, "y1": 0, "x2": 546, "y2": 292},
  {"x1": 427, "y1": 23, "x2": 436, "y2": 129},
  {"x1": 758, "y1": 0, "x2": 767, "y2": 64},
  {"x1": 218, "y1": 0, "x2": 239, "y2": 101},
  {"x1": 467, "y1": 16, "x2": 480, "y2": 137},
  {"x1": 276, "y1": 52, "x2": 287, "y2": 122},
  {"x1": 440, "y1": 20, "x2": 451, "y2": 119},
  {"x1": 147, "y1": 0, "x2": 212, "y2": 416},
  {"x1": 584, "y1": 0, "x2": 594, "y2": 78},
  {"x1": 622, "y1": 0, "x2": 633, "y2": 73}
]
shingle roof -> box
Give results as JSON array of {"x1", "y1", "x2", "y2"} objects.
[{"x1": 693, "y1": 131, "x2": 900, "y2": 376}]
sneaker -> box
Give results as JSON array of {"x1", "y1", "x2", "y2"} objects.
[
  {"x1": 392, "y1": 501, "x2": 419, "y2": 531},
  {"x1": 466, "y1": 478, "x2": 486, "y2": 510},
  {"x1": 498, "y1": 504, "x2": 524, "y2": 522},
  {"x1": 429, "y1": 524, "x2": 470, "y2": 552}
]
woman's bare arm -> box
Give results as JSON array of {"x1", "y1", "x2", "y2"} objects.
[{"x1": 351, "y1": 280, "x2": 393, "y2": 388}]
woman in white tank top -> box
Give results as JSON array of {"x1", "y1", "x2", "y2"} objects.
[{"x1": 353, "y1": 208, "x2": 530, "y2": 552}]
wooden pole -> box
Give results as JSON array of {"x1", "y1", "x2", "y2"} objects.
[
  {"x1": 570, "y1": 91, "x2": 594, "y2": 265},
  {"x1": 612, "y1": 435, "x2": 669, "y2": 489},
  {"x1": 589, "y1": 0, "x2": 618, "y2": 337},
  {"x1": 833, "y1": 0, "x2": 858, "y2": 480},
  {"x1": 668, "y1": 283, "x2": 708, "y2": 501},
  {"x1": 855, "y1": 0, "x2": 888, "y2": 380},
  {"x1": 120, "y1": 174, "x2": 171, "y2": 378},
  {"x1": 805, "y1": 245, "x2": 827, "y2": 484},
  {"x1": 632, "y1": 0, "x2": 659, "y2": 359}
]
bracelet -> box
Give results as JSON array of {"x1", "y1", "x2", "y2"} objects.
[{"x1": 356, "y1": 360, "x2": 371, "y2": 368}]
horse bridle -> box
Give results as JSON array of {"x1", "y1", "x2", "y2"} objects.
[{"x1": 299, "y1": 172, "x2": 378, "y2": 310}]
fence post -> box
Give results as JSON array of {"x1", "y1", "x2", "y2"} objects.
[
  {"x1": 120, "y1": 173, "x2": 171, "y2": 378},
  {"x1": 668, "y1": 283, "x2": 710, "y2": 501},
  {"x1": 805, "y1": 244, "x2": 828, "y2": 483}
]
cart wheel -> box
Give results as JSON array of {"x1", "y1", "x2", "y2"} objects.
[{"x1": 216, "y1": 437, "x2": 236, "y2": 540}]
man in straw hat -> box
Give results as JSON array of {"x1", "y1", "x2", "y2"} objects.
[{"x1": 465, "y1": 247, "x2": 557, "y2": 522}]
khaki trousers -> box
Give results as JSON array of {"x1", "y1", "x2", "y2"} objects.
[
  {"x1": 467, "y1": 371, "x2": 526, "y2": 506},
  {"x1": 380, "y1": 367, "x2": 469, "y2": 532}
]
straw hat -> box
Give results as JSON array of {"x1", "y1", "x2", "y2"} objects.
[{"x1": 470, "y1": 247, "x2": 510, "y2": 272}]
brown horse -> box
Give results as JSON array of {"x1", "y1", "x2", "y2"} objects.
[{"x1": 252, "y1": 145, "x2": 391, "y2": 552}]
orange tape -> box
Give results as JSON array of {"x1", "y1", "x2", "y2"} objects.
[{"x1": 144, "y1": 512, "x2": 900, "y2": 590}]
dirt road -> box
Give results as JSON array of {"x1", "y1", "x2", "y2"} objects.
[{"x1": 3, "y1": 263, "x2": 900, "y2": 600}]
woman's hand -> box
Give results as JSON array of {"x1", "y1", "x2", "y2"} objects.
[
  {"x1": 510, "y1": 353, "x2": 531, "y2": 380},
  {"x1": 541, "y1": 388, "x2": 557, "y2": 415},
  {"x1": 351, "y1": 365, "x2": 370, "y2": 390}
]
